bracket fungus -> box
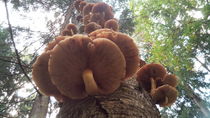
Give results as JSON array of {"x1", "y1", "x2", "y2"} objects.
[
  {"x1": 83, "y1": 3, "x2": 95, "y2": 16},
  {"x1": 136, "y1": 63, "x2": 167, "y2": 92},
  {"x1": 32, "y1": 0, "x2": 139, "y2": 101},
  {"x1": 84, "y1": 22, "x2": 102, "y2": 34},
  {"x1": 150, "y1": 85, "x2": 178, "y2": 107},
  {"x1": 48, "y1": 35, "x2": 126, "y2": 99},
  {"x1": 162, "y1": 74, "x2": 179, "y2": 87},
  {"x1": 104, "y1": 19, "x2": 119, "y2": 31},
  {"x1": 89, "y1": 29, "x2": 139, "y2": 79},
  {"x1": 136, "y1": 63, "x2": 179, "y2": 107}
]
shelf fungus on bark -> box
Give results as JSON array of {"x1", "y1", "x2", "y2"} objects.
[
  {"x1": 92, "y1": 2, "x2": 114, "y2": 21},
  {"x1": 136, "y1": 63, "x2": 167, "y2": 92},
  {"x1": 48, "y1": 35, "x2": 126, "y2": 99},
  {"x1": 90, "y1": 13, "x2": 105, "y2": 27},
  {"x1": 104, "y1": 19, "x2": 119, "y2": 31},
  {"x1": 83, "y1": 3, "x2": 95, "y2": 16},
  {"x1": 84, "y1": 22, "x2": 102, "y2": 34},
  {"x1": 136, "y1": 63, "x2": 179, "y2": 107},
  {"x1": 162, "y1": 74, "x2": 179, "y2": 87},
  {"x1": 150, "y1": 85, "x2": 178, "y2": 107},
  {"x1": 32, "y1": 51, "x2": 64, "y2": 102},
  {"x1": 89, "y1": 29, "x2": 139, "y2": 79},
  {"x1": 33, "y1": 36, "x2": 70, "y2": 102},
  {"x1": 79, "y1": 1, "x2": 87, "y2": 13},
  {"x1": 83, "y1": 14, "x2": 91, "y2": 25}
]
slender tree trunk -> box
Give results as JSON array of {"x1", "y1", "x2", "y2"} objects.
[
  {"x1": 194, "y1": 56, "x2": 210, "y2": 72},
  {"x1": 29, "y1": 95, "x2": 49, "y2": 118},
  {"x1": 185, "y1": 84, "x2": 210, "y2": 117},
  {"x1": 57, "y1": 79, "x2": 160, "y2": 118}
]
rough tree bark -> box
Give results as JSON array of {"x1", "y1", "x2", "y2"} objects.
[{"x1": 57, "y1": 79, "x2": 160, "y2": 118}]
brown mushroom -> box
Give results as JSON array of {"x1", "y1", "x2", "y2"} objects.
[
  {"x1": 83, "y1": 3, "x2": 95, "y2": 16},
  {"x1": 136, "y1": 63, "x2": 167, "y2": 92},
  {"x1": 65, "y1": 24, "x2": 77, "y2": 35},
  {"x1": 90, "y1": 13, "x2": 105, "y2": 27},
  {"x1": 79, "y1": 1, "x2": 87, "y2": 12},
  {"x1": 162, "y1": 74, "x2": 179, "y2": 87},
  {"x1": 104, "y1": 19, "x2": 119, "y2": 31},
  {"x1": 83, "y1": 15, "x2": 91, "y2": 25},
  {"x1": 48, "y1": 35, "x2": 126, "y2": 99},
  {"x1": 74, "y1": 0, "x2": 82, "y2": 12},
  {"x1": 84, "y1": 22, "x2": 102, "y2": 34},
  {"x1": 89, "y1": 29, "x2": 139, "y2": 79},
  {"x1": 92, "y1": 2, "x2": 114, "y2": 20},
  {"x1": 32, "y1": 51, "x2": 64, "y2": 102},
  {"x1": 45, "y1": 36, "x2": 68, "y2": 51},
  {"x1": 150, "y1": 85, "x2": 178, "y2": 107},
  {"x1": 61, "y1": 29, "x2": 73, "y2": 36}
]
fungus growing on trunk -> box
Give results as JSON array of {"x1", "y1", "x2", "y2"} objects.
[
  {"x1": 104, "y1": 19, "x2": 119, "y2": 31},
  {"x1": 83, "y1": 3, "x2": 94, "y2": 16},
  {"x1": 136, "y1": 63, "x2": 179, "y2": 107},
  {"x1": 136, "y1": 63, "x2": 166, "y2": 92},
  {"x1": 48, "y1": 35, "x2": 126, "y2": 99},
  {"x1": 89, "y1": 29, "x2": 139, "y2": 79},
  {"x1": 150, "y1": 85, "x2": 178, "y2": 107},
  {"x1": 84, "y1": 22, "x2": 102, "y2": 34}
]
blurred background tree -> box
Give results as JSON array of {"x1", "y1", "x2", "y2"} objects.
[{"x1": 130, "y1": 0, "x2": 210, "y2": 117}]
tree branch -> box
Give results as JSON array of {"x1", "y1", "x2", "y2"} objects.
[{"x1": 4, "y1": 0, "x2": 41, "y2": 95}]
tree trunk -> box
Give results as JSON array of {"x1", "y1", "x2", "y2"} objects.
[
  {"x1": 29, "y1": 95, "x2": 49, "y2": 118},
  {"x1": 57, "y1": 79, "x2": 160, "y2": 118}
]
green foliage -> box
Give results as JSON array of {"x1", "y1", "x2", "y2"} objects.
[
  {"x1": 0, "y1": 26, "x2": 35, "y2": 118},
  {"x1": 131, "y1": 0, "x2": 210, "y2": 117}
]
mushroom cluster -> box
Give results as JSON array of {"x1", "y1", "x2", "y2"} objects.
[
  {"x1": 32, "y1": 1, "x2": 139, "y2": 101},
  {"x1": 74, "y1": 1, "x2": 119, "y2": 33},
  {"x1": 136, "y1": 63, "x2": 179, "y2": 107}
]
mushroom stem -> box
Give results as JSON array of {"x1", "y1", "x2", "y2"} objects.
[
  {"x1": 160, "y1": 97, "x2": 169, "y2": 107},
  {"x1": 83, "y1": 69, "x2": 99, "y2": 95},
  {"x1": 150, "y1": 77, "x2": 156, "y2": 93}
]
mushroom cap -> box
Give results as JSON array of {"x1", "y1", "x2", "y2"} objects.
[
  {"x1": 32, "y1": 51, "x2": 63, "y2": 101},
  {"x1": 84, "y1": 22, "x2": 102, "y2": 34},
  {"x1": 83, "y1": 3, "x2": 95, "y2": 16},
  {"x1": 45, "y1": 36, "x2": 68, "y2": 51},
  {"x1": 79, "y1": 1, "x2": 87, "y2": 12},
  {"x1": 136, "y1": 63, "x2": 167, "y2": 92},
  {"x1": 151, "y1": 85, "x2": 178, "y2": 107},
  {"x1": 61, "y1": 29, "x2": 73, "y2": 36},
  {"x1": 88, "y1": 38, "x2": 126, "y2": 94},
  {"x1": 65, "y1": 24, "x2": 77, "y2": 34},
  {"x1": 89, "y1": 29, "x2": 139, "y2": 79},
  {"x1": 92, "y1": 2, "x2": 114, "y2": 20},
  {"x1": 48, "y1": 35, "x2": 126, "y2": 99},
  {"x1": 49, "y1": 35, "x2": 90, "y2": 99},
  {"x1": 162, "y1": 74, "x2": 179, "y2": 87},
  {"x1": 83, "y1": 15, "x2": 91, "y2": 25},
  {"x1": 90, "y1": 13, "x2": 105, "y2": 27},
  {"x1": 104, "y1": 19, "x2": 119, "y2": 31}
]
